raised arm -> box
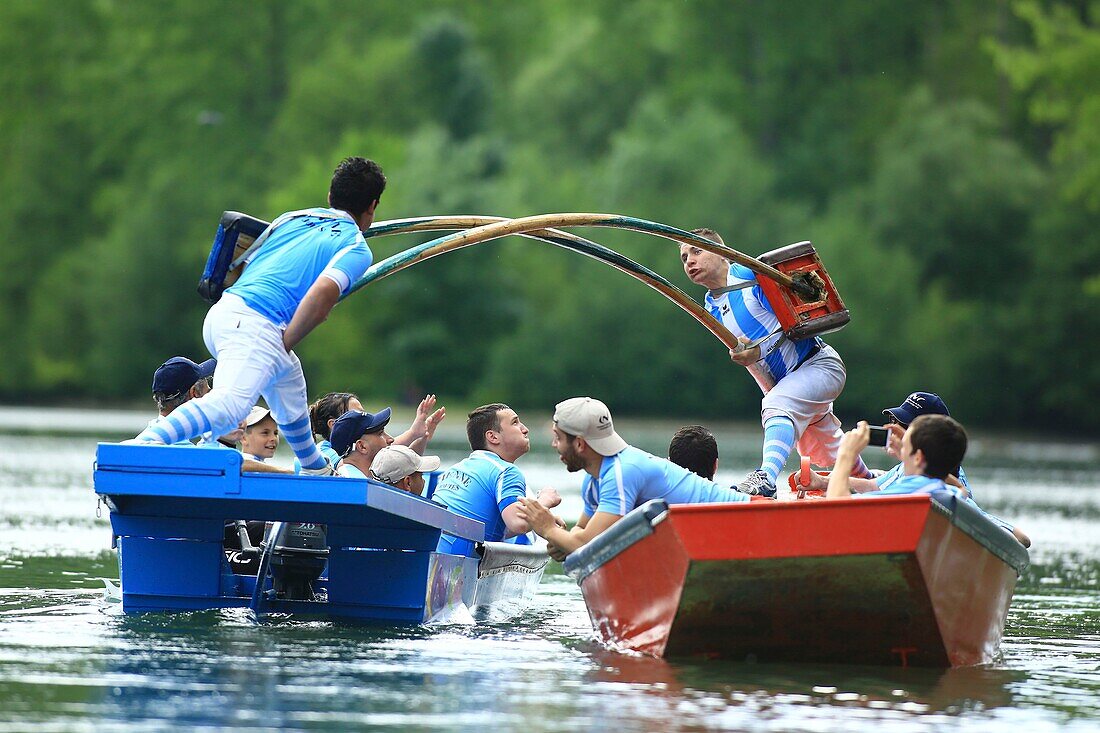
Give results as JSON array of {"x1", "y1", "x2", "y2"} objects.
[{"x1": 282, "y1": 277, "x2": 342, "y2": 352}]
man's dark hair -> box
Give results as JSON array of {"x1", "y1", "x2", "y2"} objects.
[
  {"x1": 669, "y1": 425, "x2": 719, "y2": 480},
  {"x1": 467, "y1": 403, "x2": 510, "y2": 451},
  {"x1": 690, "y1": 227, "x2": 724, "y2": 245},
  {"x1": 329, "y1": 157, "x2": 386, "y2": 218},
  {"x1": 309, "y1": 392, "x2": 358, "y2": 439},
  {"x1": 908, "y1": 414, "x2": 968, "y2": 480}
]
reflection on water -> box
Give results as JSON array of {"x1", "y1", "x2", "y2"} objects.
[{"x1": 0, "y1": 409, "x2": 1098, "y2": 731}]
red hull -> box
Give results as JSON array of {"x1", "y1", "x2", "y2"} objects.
[{"x1": 566, "y1": 496, "x2": 1026, "y2": 667}]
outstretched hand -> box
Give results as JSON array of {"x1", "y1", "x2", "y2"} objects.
[
  {"x1": 536, "y1": 486, "x2": 562, "y2": 509},
  {"x1": 411, "y1": 394, "x2": 446, "y2": 441},
  {"x1": 515, "y1": 497, "x2": 562, "y2": 537}
]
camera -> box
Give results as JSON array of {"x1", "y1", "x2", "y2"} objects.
[{"x1": 867, "y1": 426, "x2": 889, "y2": 447}]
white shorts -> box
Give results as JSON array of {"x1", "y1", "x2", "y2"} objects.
[
  {"x1": 194, "y1": 293, "x2": 310, "y2": 438},
  {"x1": 760, "y1": 344, "x2": 846, "y2": 468}
]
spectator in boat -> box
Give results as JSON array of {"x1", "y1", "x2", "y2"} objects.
[
  {"x1": 329, "y1": 408, "x2": 395, "y2": 478},
  {"x1": 517, "y1": 398, "x2": 750, "y2": 559},
  {"x1": 294, "y1": 392, "x2": 446, "y2": 472},
  {"x1": 143, "y1": 356, "x2": 290, "y2": 474},
  {"x1": 431, "y1": 404, "x2": 562, "y2": 557},
  {"x1": 826, "y1": 416, "x2": 1031, "y2": 546},
  {"x1": 800, "y1": 391, "x2": 969, "y2": 495},
  {"x1": 240, "y1": 406, "x2": 279, "y2": 462},
  {"x1": 132, "y1": 157, "x2": 386, "y2": 477},
  {"x1": 680, "y1": 229, "x2": 873, "y2": 497},
  {"x1": 827, "y1": 416, "x2": 967, "y2": 499},
  {"x1": 368, "y1": 445, "x2": 441, "y2": 496},
  {"x1": 147, "y1": 356, "x2": 216, "y2": 445},
  {"x1": 668, "y1": 425, "x2": 719, "y2": 481}
]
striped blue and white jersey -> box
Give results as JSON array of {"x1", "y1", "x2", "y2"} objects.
[
  {"x1": 704, "y1": 263, "x2": 822, "y2": 386},
  {"x1": 581, "y1": 446, "x2": 749, "y2": 517},
  {"x1": 226, "y1": 207, "x2": 373, "y2": 327},
  {"x1": 433, "y1": 450, "x2": 528, "y2": 555}
]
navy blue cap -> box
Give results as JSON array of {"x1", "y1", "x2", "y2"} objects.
[
  {"x1": 329, "y1": 408, "x2": 392, "y2": 457},
  {"x1": 152, "y1": 356, "x2": 216, "y2": 395},
  {"x1": 882, "y1": 392, "x2": 950, "y2": 427}
]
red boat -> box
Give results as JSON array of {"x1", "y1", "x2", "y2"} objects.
[{"x1": 562, "y1": 491, "x2": 1029, "y2": 667}]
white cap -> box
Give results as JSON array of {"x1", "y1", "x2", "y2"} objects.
[
  {"x1": 370, "y1": 445, "x2": 441, "y2": 484},
  {"x1": 553, "y1": 397, "x2": 628, "y2": 457},
  {"x1": 245, "y1": 405, "x2": 272, "y2": 427}
]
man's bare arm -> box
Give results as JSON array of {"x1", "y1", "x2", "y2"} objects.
[{"x1": 282, "y1": 277, "x2": 342, "y2": 352}]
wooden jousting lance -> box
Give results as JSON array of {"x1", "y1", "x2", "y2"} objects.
[
  {"x1": 346, "y1": 214, "x2": 782, "y2": 391},
  {"x1": 352, "y1": 212, "x2": 821, "y2": 300}
]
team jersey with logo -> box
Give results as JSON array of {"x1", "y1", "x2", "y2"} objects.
[
  {"x1": 704, "y1": 263, "x2": 822, "y2": 386},
  {"x1": 581, "y1": 446, "x2": 749, "y2": 517},
  {"x1": 433, "y1": 450, "x2": 528, "y2": 555},
  {"x1": 226, "y1": 207, "x2": 373, "y2": 327}
]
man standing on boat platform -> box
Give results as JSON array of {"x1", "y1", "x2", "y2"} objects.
[
  {"x1": 680, "y1": 228, "x2": 873, "y2": 497},
  {"x1": 517, "y1": 397, "x2": 750, "y2": 559},
  {"x1": 133, "y1": 157, "x2": 386, "y2": 475},
  {"x1": 432, "y1": 404, "x2": 561, "y2": 557}
]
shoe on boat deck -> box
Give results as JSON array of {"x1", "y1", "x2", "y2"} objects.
[
  {"x1": 300, "y1": 461, "x2": 335, "y2": 477},
  {"x1": 735, "y1": 469, "x2": 777, "y2": 498}
]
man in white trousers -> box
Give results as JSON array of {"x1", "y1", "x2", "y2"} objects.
[{"x1": 133, "y1": 157, "x2": 386, "y2": 475}]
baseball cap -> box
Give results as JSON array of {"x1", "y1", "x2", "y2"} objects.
[
  {"x1": 883, "y1": 392, "x2": 950, "y2": 427},
  {"x1": 370, "y1": 445, "x2": 441, "y2": 484},
  {"x1": 245, "y1": 405, "x2": 272, "y2": 427},
  {"x1": 329, "y1": 408, "x2": 392, "y2": 457},
  {"x1": 152, "y1": 356, "x2": 216, "y2": 395},
  {"x1": 553, "y1": 397, "x2": 628, "y2": 457}
]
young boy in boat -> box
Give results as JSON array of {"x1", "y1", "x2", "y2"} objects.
[
  {"x1": 431, "y1": 404, "x2": 562, "y2": 557},
  {"x1": 517, "y1": 398, "x2": 750, "y2": 559},
  {"x1": 240, "y1": 406, "x2": 280, "y2": 463},
  {"x1": 680, "y1": 229, "x2": 873, "y2": 497},
  {"x1": 132, "y1": 157, "x2": 385, "y2": 476},
  {"x1": 368, "y1": 445, "x2": 441, "y2": 496}
]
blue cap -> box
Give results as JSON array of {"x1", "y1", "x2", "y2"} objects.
[
  {"x1": 329, "y1": 408, "x2": 392, "y2": 457},
  {"x1": 883, "y1": 392, "x2": 950, "y2": 427},
  {"x1": 152, "y1": 356, "x2": 216, "y2": 395}
]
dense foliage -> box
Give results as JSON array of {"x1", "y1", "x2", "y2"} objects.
[{"x1": 1, "y1": 0, "x2": 1097, "y2": 433}]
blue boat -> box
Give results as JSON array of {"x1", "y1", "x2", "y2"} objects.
[{"x1": 93, "y1": 443, "x2": 549, "y2": 621}]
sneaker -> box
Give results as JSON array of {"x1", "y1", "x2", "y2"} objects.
[
  {"x1": 735, "y1": 469, "x2": 777, "y2": 498},
  {"x1": 300, "y1": 461, "x2": 335, "y2": 477}
]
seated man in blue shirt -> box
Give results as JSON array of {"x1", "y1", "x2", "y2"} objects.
[
  {"x1": 827, "y1": 415, "x2": 966, "y2": 498},
  {"x1": 431, "y1": 404, "x2": 561, "y2": 557},
  {"x1": 801, "y1": 391, "x2": 969, "y2": 494},
  {"x1": 517, "y1": 397, "x2": 751, "y2": 558},
  {"x1": 827, "y1": 415, "x2": 1031, "y2": 547}
]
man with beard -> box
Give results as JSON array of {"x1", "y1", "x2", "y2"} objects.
[
  {"x1": 517, "y1": 397, "x2": 749, "y2": 559},
  {"x1": 432, "y1": 403, "x2": 561, "y2": 557}
]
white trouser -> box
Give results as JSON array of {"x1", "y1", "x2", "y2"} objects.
[
  {"x1": 760, "y1": 344, "x2": 846, "y2": 468},
  {"x1": 197, "y1": 293, "x2": 310, "y2": 438}
]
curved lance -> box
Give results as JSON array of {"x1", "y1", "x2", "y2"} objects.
[
  {"x1": 353, "y1": 212, "x2": 822, "y2": 301},
  {"x1": 345, "y1": 215, "x2": 739, "y2": 352}
]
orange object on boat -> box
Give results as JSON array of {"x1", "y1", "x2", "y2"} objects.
[{"x1": 756, "y1": 241, "x2": 850, "y2": 341}]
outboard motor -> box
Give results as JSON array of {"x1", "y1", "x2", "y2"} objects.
[{"x1": 268, "y1": 522, "x2": 329, "y2": 601}]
